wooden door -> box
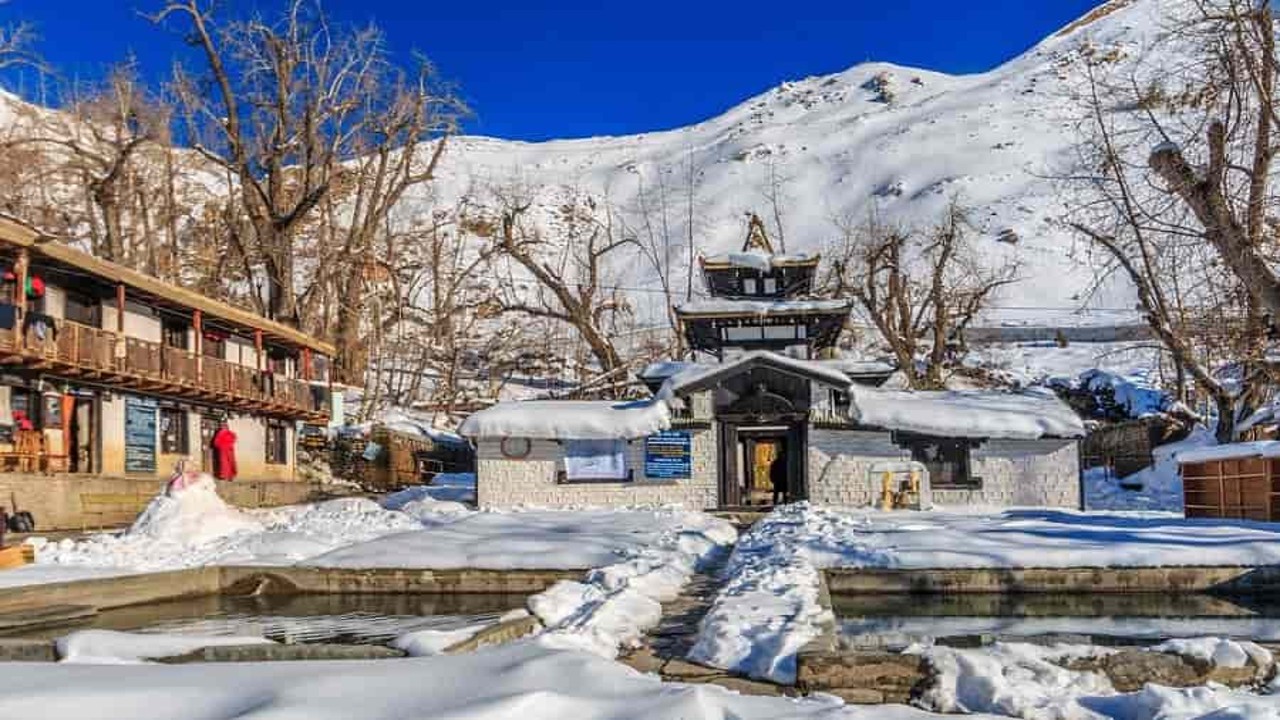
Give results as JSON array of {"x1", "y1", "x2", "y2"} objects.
[
  {"x1": 200, "y1": 415, "x2": 219, "y2": 473},
  {"x1": 717, "y1": 423, "x2": 741, "y2": 508}
]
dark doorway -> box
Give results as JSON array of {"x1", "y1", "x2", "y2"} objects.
[
  {"x1": 718, "y1": 421, "x2": 806, "y2": 509},
  {"x1": 200, "y1": 415, "x2": 220, "y2": 474},
  {"x1": 68, "y1": 396, "x2": 95, "y2": 473}
]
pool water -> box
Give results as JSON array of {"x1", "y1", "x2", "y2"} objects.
[
  {"x1": 8, "y1": 592, "x2": 528, "y2": 645},
  {"x1": 833, "y1": 593, "x2": 1280, "y2": 650}
]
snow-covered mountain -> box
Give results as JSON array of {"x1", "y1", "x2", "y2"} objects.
[{"x1": 422, "y1": 0, "x2": 1167, "y2": 328}]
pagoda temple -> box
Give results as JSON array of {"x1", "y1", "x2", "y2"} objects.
[{"x1": 675, "y1": 215, "x2": 852, "y2": 361}]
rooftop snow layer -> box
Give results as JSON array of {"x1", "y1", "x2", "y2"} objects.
[
  {"x1": 457, "y1": 399, "x2": 671, "y2": 440},
  {"x1": 702, "y1": 250, "x2": 816, "y2": 271},
  {"x1": 850, "y1": 385, "x2": 1085, "y2": 439},
  {"x1": 658, "y1": 350, "x2": 855, "y2": 400},
  {"x1": 1175, "y1": 441, "x2": 1280, "y2": 465},
  {"x1": 674, "y1": 299, "x2": 853, "y2": 316}
]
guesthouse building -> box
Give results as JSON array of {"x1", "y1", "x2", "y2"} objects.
[{"x1": 0, "y1": 215, "x2": 333, "y2": 528}]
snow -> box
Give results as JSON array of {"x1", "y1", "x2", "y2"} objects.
[
  {"x1": 920, "y1": 642, "x2": 1115, "y2": 718},
  {"x1": 659, "y1": 350, "x2": 855, "y2": 399},
  {"x1": 916, "y1": 639, "x2": 1280, "y2": 719},
  {"x1": 692, "y1": 504, "x2": 1280, "y2": 684},
  {"x1": 128, "y1": 474, "x2": 264, "y2": 545},
  {"x1": 1152, "y1": 638, "x2": 1273, "y2": 670},
  {"x1": 0, "y1": 640, "x2": 954, "y2": 720},
  {"x1": 1175, "y1": 441, "x2": 1280, "y2": 464},
  {"x1": 56, "y1": 630, "x2": 274, "y2": 665},
  {"x1": 380, "y1": 474, "x2": 477, "y2": 513},
  {"x1": 305, "y1": 508, "x2": 733, "y2": 573},
  {"x1": 390, "y1": 622, "x2": 492, "y2": 656},
  {"x1": 1084, "y1": 428, "x2": 1214, "y2": 512},
  {"x1": 703, "y1": 251, "x2": 816, "y2": 271},
  {"x1": 849, "y1": 385, "x2": 1085, "y2": 439},
  {"x1": 458, "y1": 399, "x2": 671, "y2": 440},
  {"x1": 30, "y1": 477, "x2": 728, "y2": 605},
  {"x1": 675, "y1": 298, "x2": 853, "y2": 316}
]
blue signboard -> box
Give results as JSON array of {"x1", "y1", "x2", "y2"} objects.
[
  {"x1": 645, "y1": 430, "x2": 691, "y2": 480},
  {"x1": 124, "y1": 395, "x2": 157, "y2": 474}
]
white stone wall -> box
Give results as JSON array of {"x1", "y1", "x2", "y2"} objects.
[
  {"x1": 807, "y1": 429, "x2": 1080, "y2": 509},
  {"x1": 476, "y1": 428, "x2": 718, "y2": 509}
]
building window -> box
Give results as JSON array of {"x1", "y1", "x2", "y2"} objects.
[
  {"x1": 762, "y1": 277, "x2": 777, "y2": 295},
  {"x1": 266, "y1": 421, "x2": 289, "y2": 465},
  {"x1": 743, "y1": 278, "x2": 758, "y2": 295},
  {"x1": 163, "y1": 320, "x2": 189, "y2": 350},
  {"x1": 558, "y1": 439, "x2": 630, "y2": 483},
  {"x1": 159, "y1": 407, "x2": 188, "y2": 454},
  {"x1": 202, "y1": 332, "x2": 227, "y2": 359},
  {"x1": 896, "y1": 433, "x2": 981, "y2": 489},
  {"x1": 64, "y1": 291, "x2": 100, "y2": 327}
]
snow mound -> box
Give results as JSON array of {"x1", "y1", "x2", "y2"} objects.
[
  {"x1": 920, "y1": 642, "x2": 1114, "y2": 718},
  {"x1": 57, "y1": 630, "x2": 273, "y2": 664},
  {"x1": 126, "y1": 474, "x2": 263, "y2": 545},
  {"x1": 1153, "y1": 638, "x2": 1273, "y2": 670}
]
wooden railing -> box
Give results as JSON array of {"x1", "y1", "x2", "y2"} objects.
[{"x1": 0, "y1": 315, "x2": 327, "y2": 418}]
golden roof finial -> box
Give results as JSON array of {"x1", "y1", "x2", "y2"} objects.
[{"x1": 742, "y1": 213, "x2": 774, "y2": 253}]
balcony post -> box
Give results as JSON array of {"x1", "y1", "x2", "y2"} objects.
[
  {"x1": 113, "y1": 283, "x2": 125, "y2": 370},
  {"x1": 254, "y1": 329, "x2": 264, "y2": 400},
  {"x1": 14, "y1": 248, "x2": 27, "y2": 350},
  {"x1": 193, "y1": 310, "x2": 203, "y2": 384}
]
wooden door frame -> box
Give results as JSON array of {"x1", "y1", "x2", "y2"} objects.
[{"x1": 716, "y1": 416, "x2": 808, "y2": 508}]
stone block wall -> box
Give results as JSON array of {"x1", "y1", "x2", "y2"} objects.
[
  {"x1": 0, "y1": 474, "x2": 316, "y2": 531},
  {"x1": 476, "y1": 428, "x2": 717, "y2": 509},
  {"x1": 807, "y1": 429, "x2": 1080, "y2": 509}
]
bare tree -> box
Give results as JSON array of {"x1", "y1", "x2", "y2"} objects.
[
  {"x1": 490, "y1": 188, "x2": 639, "y2": 395},
  {"x1": 823, "y1": 202, "x2": 1019, "y2": 389},
  {"x1": 1064, "y1": 8, "x2": 1278, "y2": 440},
  {"x1": 153, "y1": 0, "x2": 462, "y2": 327}
]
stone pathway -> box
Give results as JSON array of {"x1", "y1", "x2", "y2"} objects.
[{"x1": 620, "y1": 521, "x2": 791, "y2": 697}]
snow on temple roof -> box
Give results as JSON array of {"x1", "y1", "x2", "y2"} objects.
[
  {"x1": 458, "y1": 399, "x2": 671, "y2": 440},
  {"x1": 701, "y1": 250, "x2": 817, "y2": 271},
  {"x1": 674, "y1": 298, "x2": 853, "y2": 316},
  {"x1": 1175, "y1": 442, "x2": 1280, "y2": 465},
  {"x1": 849, "y1": 386, "x2": 1085, "y2": 440},
  {"x1": 639, "y1": 360, "x2": 699, "y2": 381},
  {"x1": 641, "y1": 356, "x2": 896, "y2": 385},
  {"x1": 813, "y1": 358, "x2": 897, "y2": 377},
  {"x1": 658, "y1": 350, "x2": 854, "y2": 399}
]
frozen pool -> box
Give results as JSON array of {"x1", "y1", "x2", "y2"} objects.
[
  {"x1": 833, "y1": 592, "x2": 1280, "y2": 650},
  {"x1": 6, "y1": 592, "x2": 528, "y2": 646}
]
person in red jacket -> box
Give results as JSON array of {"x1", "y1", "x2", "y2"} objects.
[{"x1": 211, "y1": 421, "x2": 238, "y2": 481}]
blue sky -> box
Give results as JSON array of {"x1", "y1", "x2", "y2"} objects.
[{"x1": 4, "y1": 1, "x2": 1099, "y2": 141}]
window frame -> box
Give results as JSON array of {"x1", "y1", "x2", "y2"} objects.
[
  {"x1": 557, "y1": 438, "x2": 632, "y2": 484},
  {"x1": 159, "y1": 406, "x2": 189, "y2": 455},
  {"x1": 265, "y1": 421, "x2": 289, "y2": 465},
  {"x1": 893, "y1": 432, "x2": 982, "y2": 490}
]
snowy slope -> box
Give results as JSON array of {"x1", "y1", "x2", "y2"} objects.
[{"x1": 418, "y1": 0, "x2": 1169, "y2": 325}]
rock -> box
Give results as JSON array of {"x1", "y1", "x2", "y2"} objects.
[
  {"x1": 825, "y1": 688, "x2": 884, "y2": 704},
  {"x1": 157, "y1": 642, "x2": 406, "y2": 664},
  {"x1": 444, "y1": 615, "x2": 542, "y2": 654},
  {"x1": 0, "y1": 638, "x2": 57, "y2": 662},
  {"x1": 1064, "y1": 648, "x2": 1271, "y2": 692},
  {"x1": 662, "y1": 658, "x2": 726, "y2": 680},
  {"x1": 797, "y1": 650, "x2": 927, "y2": 696},
  {"x1": 705, "y1": 676, "x2": 783, "y2": 696},
  {"x1": 619, "y1": 648, "x2": 665, "y2": 675}
]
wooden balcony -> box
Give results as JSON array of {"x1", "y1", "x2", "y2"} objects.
[{"x1": 0, "y1": 314, "x2": 328, "y2": 422}]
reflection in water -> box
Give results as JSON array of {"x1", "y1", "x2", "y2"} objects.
[
  {"x1": 10, "y1": 593, "x2": 528, "y2": 645},
  {"x1": 833, "y1": 593, "x2": 1280, "y2": 650}
]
